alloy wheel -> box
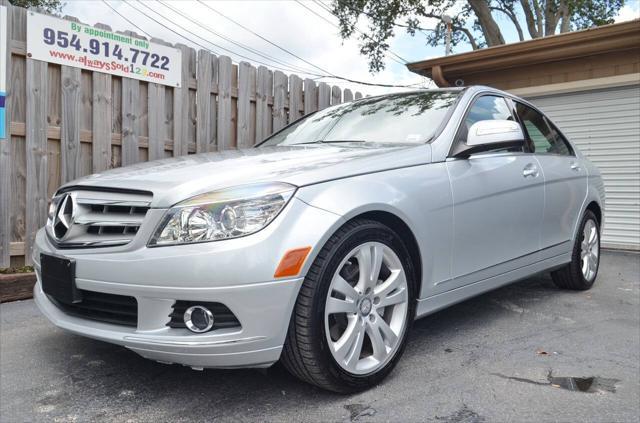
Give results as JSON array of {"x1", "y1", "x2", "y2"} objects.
[
  {"x1": 580, "y1": 219, "x2": 599, "y2": 282},
  {"x1": 324, "y1": 241, "x2": 409, "y2": 375}
]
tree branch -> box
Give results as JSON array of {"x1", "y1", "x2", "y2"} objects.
[
  {"x1": 454, "y1": 26, "x2": 480, "y2": 50},
  {"x1": 519, "y1": 0, "x2": 540, "y2": 38},
  {"x1": 532, "y1": 0, "x2": 544, "y2": 37},
  {"x1": 490, "y1": 6, "x2": 525, "y2": 41}
]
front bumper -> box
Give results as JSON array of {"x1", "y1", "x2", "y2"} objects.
[{"x1": 32, "y1": 197, "x2": 344, "y2": 368}]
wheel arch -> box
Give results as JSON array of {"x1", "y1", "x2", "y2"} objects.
[
  {"x1": 585, "y1": 201, "x2": 602, "y2": 226},
  {"x1": 342, "y1": 210, "x2": 423, "y2": 295}
]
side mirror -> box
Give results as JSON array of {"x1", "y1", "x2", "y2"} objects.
[{"x1": 453, "y1": 119, "x2": 525, "y2": 158}]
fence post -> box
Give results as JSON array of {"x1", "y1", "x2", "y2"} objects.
[
  {"x1": 25, "y1": 57, "x2": 48, "y2": 266},
  {"x1": 0, "y1": 0, "x2": 12, "y2": 267}
]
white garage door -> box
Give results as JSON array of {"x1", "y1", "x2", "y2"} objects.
[{"x1": 531, "y1": 85, "x2": 640, "y2": 250}]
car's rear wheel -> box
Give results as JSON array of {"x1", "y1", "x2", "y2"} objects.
[
  {"x1": 551, "y1": 210, "x2": 600, "y2": 290},
  {"x1": 281, "y1": 219, "x2": 416, "y2": 393}
]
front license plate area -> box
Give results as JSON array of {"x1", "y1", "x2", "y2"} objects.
[{"x1": 40, "y1": 253, "x2": 82, "y2": 304}]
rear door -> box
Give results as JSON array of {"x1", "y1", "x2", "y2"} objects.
[
  {"x1": 514, "y1": 102, "x2": 588, "y2": 251},
  {"x1": 443, "y1": 95, "x2": 545, "y2": 292}
]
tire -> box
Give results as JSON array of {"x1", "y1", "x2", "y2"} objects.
[
  {"x1": 551, "y1": 210, "x2": 601, "y2": 291},
  {"x1": 281, "y1": 219, "x2": 416, "y2": 393}
]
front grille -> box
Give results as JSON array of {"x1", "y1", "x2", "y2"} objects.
[
  {"x1": 48, "y1": 188, "x2": 153, "y2": 248},
  {"x1": 48, "y1": 290, "x2": 138, "y2": 327},
  {"x1": 168, "y1": 301, "x2": 241, "y2": 330}
]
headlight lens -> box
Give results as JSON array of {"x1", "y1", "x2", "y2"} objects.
[{"x1": 148, "y1": 183, "x2": 296, "y2": 246}]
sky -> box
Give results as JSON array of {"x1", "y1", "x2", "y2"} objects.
[{"x1": 61, "y1": 0, "x2": 640, "y2": 96}]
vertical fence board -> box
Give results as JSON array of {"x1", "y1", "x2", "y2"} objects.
[
  {"x1": 273, "y1": 71, "x2": 287, "y2": 132},
  {"x1": 248, "y1": 65, "x2": 256, "y2": 145},
  {"x1": 0, "y1": 0, "x2": 12, "y2": 266},
  {"x1": 318, "y1": 82, "x2": 331, "y2": 109},
  {"x1": 25, "y1": 59, "x2": 48, "y2": 265},
  {"x1": 237, "y1": 62, "x2": 252, "y2": 148},
  {"x1": 304, "y1": 78, "x2": 317, "y2": 114},
  {"x1": 148, "y1": 83, "x2": 165, "y2": 161},
  {"x1": 173, "y1": 44, "x2": 193, "y2": 156},
  {"x1": 121, "y1": 78, "x2": 139, "y2": 166},
  {"x1": 92, "y1": 72, "x2": 111, "y2": 172},
  {"x1": 331, "y1": 85, "x2": 342, "y2": 105},
  {"x1": 343, "y1": 88, "x2": 353, "y2": 102},
  {"x1": 217, "y1": 55, "x2": 232, "y2": 150},
  {"x1": 255, "y1": 66, "x2": 270, "y2": 143},
  {"x1": 355, "y1": 92, "x2": 363, "y2": 99},
  {"x1": 196, "y1": 50, "x2": 213, "y2": 153},
  {"x1": 60, "y1": 66, "x2": 81, "y2": 182},
  {"x1": 289, "y1": 75, "x2": 303, "y2": 122}
]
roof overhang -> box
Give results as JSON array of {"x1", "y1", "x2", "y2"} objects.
[{"x1": 407, "y1": 19, "x2": 640, "y2": 87}]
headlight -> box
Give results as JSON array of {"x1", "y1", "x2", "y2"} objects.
[{"x1": 148, "y1": 183, "x2": 296, "y2": 246}]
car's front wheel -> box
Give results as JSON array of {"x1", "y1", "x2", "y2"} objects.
[{"x1": 281, "y1": 219, "x2": 416, "y2": 393}]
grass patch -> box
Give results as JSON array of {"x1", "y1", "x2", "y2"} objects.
[{"x1": 0, "y1": 266, "x2": 35, "y2": 274}]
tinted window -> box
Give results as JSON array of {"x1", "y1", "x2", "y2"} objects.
[
  {"x1": 515, "y1": 102, "x2": 572, "y2": 155},
  {"x1": 260, "y1": 91, "x2": 459, "y2": 146},
  {"x1": 458, "y1": 95, "x2": 513, "y2": 142}
]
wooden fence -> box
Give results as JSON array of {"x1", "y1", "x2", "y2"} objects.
[{"x1": 0, "y1": 1, "x2": 363, "y2": 268}]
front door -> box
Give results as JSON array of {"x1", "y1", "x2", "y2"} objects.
[{"x1": 439, "y1": 95, "x2": 545, "y2": 293}]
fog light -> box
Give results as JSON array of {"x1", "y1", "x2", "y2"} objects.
[{"x1": 184, "y1": 305, "x2": 215, "y2": 333}]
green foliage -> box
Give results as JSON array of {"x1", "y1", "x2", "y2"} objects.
[
  {"x1": 332, "y1": 0, "x2": 625, "y2": 72},
  {"x1": 9, "y1": 0, "x2": 62, "y2": 13}
]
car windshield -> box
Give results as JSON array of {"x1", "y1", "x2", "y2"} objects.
[{"x1": 259, "y1": 91, "x2": 460, "y2": 146}]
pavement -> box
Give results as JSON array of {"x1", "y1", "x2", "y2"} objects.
[{"x1": 1, "y1": 251, "x2": 638, "y2": 422}]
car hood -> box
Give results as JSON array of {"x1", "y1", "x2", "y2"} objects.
[{"x1": 64, "y1": 144, "x2": 431, "y2": 207}]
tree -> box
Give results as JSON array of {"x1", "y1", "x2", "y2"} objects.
[
  {"x1": 332, "y1": 0, "x2": 625, "y2": 72},
  {"x1": 9, "y1": 0, "x2": 62, "y2": 13}
]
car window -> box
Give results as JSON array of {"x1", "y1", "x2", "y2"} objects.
[
  {"x1": 260, "y1": 91, "x2": 460, "y2": 146},
  {"x1": 515, "y1": 102, "x2": 572, "y2": 155}
]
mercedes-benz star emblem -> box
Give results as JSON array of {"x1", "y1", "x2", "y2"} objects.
[{"x1": 52, "y1": 194, "x2": 75, "y2": 240}]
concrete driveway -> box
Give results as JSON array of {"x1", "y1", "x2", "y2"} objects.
[{"x1": 1, "y1": 251, "x2": 638, "y2": 422}]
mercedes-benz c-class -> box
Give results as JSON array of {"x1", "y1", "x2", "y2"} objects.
[{"x1": 34, "y1": 86, "x2": 604, "y2": 392}]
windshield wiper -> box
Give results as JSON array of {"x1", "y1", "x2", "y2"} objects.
[{"x1": 293, "y1": 140, "x2": 366, "y2": 145}]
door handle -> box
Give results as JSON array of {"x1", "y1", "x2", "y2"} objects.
[
  {"x1": 523, "y1": 163, "x2": 539, "y2": 178},
  {"x1": 570, "y1": 162, "x2": 581, "y2": 171}
]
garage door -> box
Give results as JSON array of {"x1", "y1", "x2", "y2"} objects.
[{"x1": 530, "y1": 85, "x2": 640, "y2": 250}]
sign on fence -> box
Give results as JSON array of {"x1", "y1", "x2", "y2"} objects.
[
  {"x1": 26, "y1": 11, "x2": 182, "y2": 87},
  {"x1": 0, "y1": 5, "x2": 7, "y2": 140}
]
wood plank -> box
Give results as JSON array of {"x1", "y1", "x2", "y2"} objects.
[
  {"x1": 272, "y1": 70, "x2": 287, "y2": 132},
  {"x1": 60, "y1": 66, "x2": 81, "y2": 182},
  {"x1": 289, "y1": 74, "x2": 303, "y2": 122},
  {"x1": 147, "y1": 83, "x2": 165, "y2": 160},
  {"x1": 304, "y1": 78, "x2": 317, "y2": 114},
  {"x1": 255, "y1": 66, "x2": 270, "y2": 143},
  {"x1": 196, "y1": 49, "x2": 213, "y2": 153},
  {"x1": 173, "y1": 44, "x2": 193, "y2": 156},
  {"x1": 248, "y1": 65, "x2": 256, "y2": 145},
  {"x1": 237, "y1": 61, "x2": 252, "y2": 148},
  {"x1": 217, "y1": 55, "x2": 233, "y2": 150},
  {"x1": 0, "y1": 0, "x2": 13, "y2": 267},
  {"x1": 25, "y1": 58, "x2": 48, "y2": 266},
  {"x1": 318, "y1": 82, "x2": 331, "y2": 109},
  {"x1": 91, "y1": 49, "x2": 112, "y2": 172},
  {"x1": 343, "y1": 88, "x2": 354, "y2": 102},
  {"x1": 355, "y1": 92, "x2": 363, "y2": 99},
  {"x1": 331, "y1": 85, "x2": 342, "y2": 105},
  {"x1": 121, "y1": 77, "x2": 139, "y2": 166},
  {"x1": 0, "y1": 272, "x2": 36, "y2": 303}
]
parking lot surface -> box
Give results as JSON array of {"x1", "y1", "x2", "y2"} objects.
[{"x1": 1, "y1": 251, "x2": 638, "y2": 422}]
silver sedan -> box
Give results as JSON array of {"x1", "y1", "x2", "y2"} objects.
[{"x1": 33, "y1": 86, "x2": 604, "y2": 392}]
